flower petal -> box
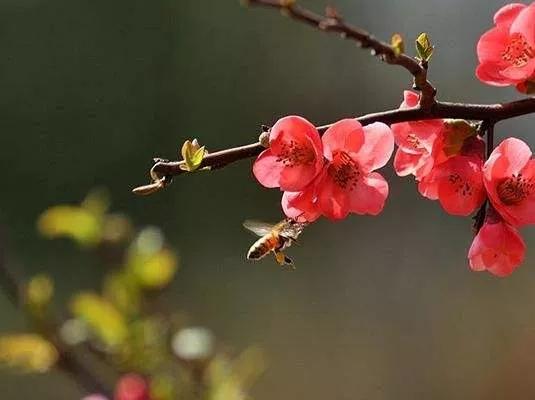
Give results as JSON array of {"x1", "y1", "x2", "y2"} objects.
[
  {"x1": 484, "y1": 137, "x2": 532, "y2": 181},
  {"x1": 252, "y1": 149, "x2": 284, "y2": 188},
  {"x1": 317, "y1": 173, "x2": 350, "y2": 220},
  {"x1": 494, "y1": 3, "x2": 526, "y2": 27},
  {"x1": 510, "y1": 3, "x2": 535, "y2": 47},
  {"x1": 476, "y1": 26, "x2": 510, "y2": 65},
  {"x1": 436, "y1": 156, "x2": 486, "y2": 216},
  {"x1": 355, "y1": 122, "x2": 394, "y2": 172},
  {"x1": 321, "y1": 119, "x2": 364, "y2": 161},
  {"x1": 348, "y1": 172, "x2": 389, "y2": 216}
]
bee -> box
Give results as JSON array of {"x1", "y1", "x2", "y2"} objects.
[{"x1": 243, "y1": 218, "x2": 308, "y2": 268}]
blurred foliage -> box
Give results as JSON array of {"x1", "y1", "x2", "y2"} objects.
[
  {"x1": 0, "y1": 334, "x2": 58, "y2": 373},
  {"x1": 0, "y1": 190, "x2": 264, "y2": 399}
]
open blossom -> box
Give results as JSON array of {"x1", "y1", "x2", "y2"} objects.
[
  {"x1": 468, "y1": 212, "x2": 526, "y2": 277},
  {"x1": 253, "y1": 116, "x2": 324, "y2": 191},
  {"x1": 476, "y1": 2, "x2": 535, "y2": 93},
  {"x1": 392, "y1": 91, "x2": 443, "y2": 179},
  {"x1": 484, "y1": 137, "x2": 535, "y2": 226},
  {"x1": 421, "y1": 155, "x2": 486, "y2": 216},
  {"x1": 283, "y1": 119, "x2": 394, "y2": 221}
]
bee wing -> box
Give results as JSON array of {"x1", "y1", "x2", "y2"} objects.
[{"x1": 243, "y1": 220, "x2": 275, "y2": 237}]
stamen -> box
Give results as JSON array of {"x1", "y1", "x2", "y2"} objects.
[
  {"x1": 276, "y1": 140, "x2": 315, "y2": 167},
  {"x1": 502, "y1": 33, "x2": 535, "y2": 67},
  {"x1": 449, "y1": 173, "x2": 474, "y2": 197},
  {"x1": 497, "y1": 173, "x2": 534, "y2": 205},
  {"x1": 328, "y1": 152, "x2": 360, "y2": 190}
]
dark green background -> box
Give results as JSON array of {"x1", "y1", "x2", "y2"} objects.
[{"x1": 1, "y1": 0, "x2": 534, "y2": 398}]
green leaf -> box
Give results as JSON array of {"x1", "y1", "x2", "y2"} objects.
[
  {"x1": 180, "y1": 139, "x2": 206, "y2": 172},
  {"x1": 415, "y1": 33, "x2": 434, "y2": 62}
]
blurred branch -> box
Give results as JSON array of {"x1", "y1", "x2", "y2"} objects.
[
  {"x1": 133, "y1": 97, "x2": 535, "y2": 195},
  {"x1": 0, "y1": 228, "x2": 114, "y2": 398},
  {"x1": 245, "y1": 0, "x2": 437, "y2": 107}
]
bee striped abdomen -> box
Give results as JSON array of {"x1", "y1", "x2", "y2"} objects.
[{"x1": 247, "y1": 234, "x2": 278, "y2": 260}]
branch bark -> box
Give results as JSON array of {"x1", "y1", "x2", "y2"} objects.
[{"x1": 133, "y1": 98, "x2": 535, "y2": 194}]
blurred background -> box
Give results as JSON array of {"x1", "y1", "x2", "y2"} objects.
[{"x1": 1, "y1": 0, "x2": 534, "y2": 398}]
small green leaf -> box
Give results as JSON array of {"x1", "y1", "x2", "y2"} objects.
[
  {"x1": 180, "y1": 139, "x2": 206, "y2": 172},
  {"x1": 415, "y1": 32, "x2": 434, "y2": 62},
  {"x1": 391, "y1": 33, "x2": 404, "y2": 56}
]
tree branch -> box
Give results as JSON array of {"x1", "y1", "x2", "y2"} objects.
[
  {"x1": 133, "y1": 97, "x2": 535, "y2": 195},
  {"x1": 245, "y1": 0, "x2": 437, "y2": 107}
]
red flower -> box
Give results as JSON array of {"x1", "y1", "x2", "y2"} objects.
[
  {"x1": 476, "y1": 2, "x2": 535, "y2": 93},
  {"x1": 468, "y1": 212, "x2": 526, "y2": 277},
  {"x1": 114, "y1": 374, "x2": 149, "y2": 400},
  {"x1": 282, "y1": 119, "x2": 394, "y2": 221},
  {"x1": 253, "y1": 116, "x2": 324, "y2": 191},
  {"x1": 484, "y1": 137, "x2": 535, "y2": 226},
  {"x1": 420, "y1": 155, "x2": 486, "y2": 216},
  {"x1": 392, "y1": 91, "x2": 443, "y2": 179}
]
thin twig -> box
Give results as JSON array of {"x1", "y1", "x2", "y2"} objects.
[{"x1": 245, "y1": 0, "x2": 437, "y2": 107}]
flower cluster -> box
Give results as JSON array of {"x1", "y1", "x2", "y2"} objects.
[
  {"x1": 476, "y1": 2, "x2": 535, "y2": 94},
  {"x1": 250, "y1": 1, "x2": 534, "y2": 278},
  {"x1": 392, "y1": 91, "x2": 534, "y2": 276},
  {"x1": 253, "y1": 116, "x2": 394, "y2": 221}
]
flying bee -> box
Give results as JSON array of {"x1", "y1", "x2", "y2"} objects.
[{"x1": 243, "y1": 218, "x2": 308, "y2": 268}]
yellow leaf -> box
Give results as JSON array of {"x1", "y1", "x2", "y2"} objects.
[
  {"x1": 180, "y1": 139, "x2": 206, "y2": 172},
  {"x1": 26, "y1": 274, "x2": 54, "y2": 310},
  {"x1": 415, "y1": 32, "x2": 434, "y2": 61},
  {"x1": 37, "y1": 205, "x2": 103, "y2": 246},
  {"x1": 0, "y1": 334, "x2": 58, "y2": 373},
  {"x1": 128, "y1": 248, "x2": 178, "y2": 289},
  {"x1": 81, "y1": 188, "x2": 110, "y2": 216},
  {"x1": 391, "y1": 33, "x2": 404, "y2": 56},
  {"x1": 70, "y1": 292, "x2": 128, "y2": 347}
]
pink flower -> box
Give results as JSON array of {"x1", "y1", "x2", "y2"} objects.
[
  {"x1": 484, "y1": 137, "x2": 535, "y2": 226},
  {"x1": 314, "y1": 119, "x2": 394, "y2": 220},
  {"x1": 392, "y1": 91, "x2": 443, "y2": 179},
  {"x1": 476, "y1": 2, "x2": 535, "y2": 92},
  {"x1": 468, "y1": 212, "x2": 526, "y2": 277},
  {"x1": 253, "y1": 116, "x2": 324, "y2": 191},
  {"x1": 280, "y1": 119, "x2": 394, "y2": 221},
  {"x1": 282, "y1": 175, "x2": 322, "y2": 222},
  {"x1": 114, "y1": 374, "x2": 149, "y2": 400},
  {"x1": 420, "y1": 155, "x2": 486, "y2": 216}
]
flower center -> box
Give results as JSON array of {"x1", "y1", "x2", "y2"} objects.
[
  {"x1": 406, "y1": 133, "x2": 423, "y2": 150},
  {"x1": 448, "y1": 173, "x2": 474, "y2": 197},
  {"x1": 328, "y1": 151, "x2": 360, "y2": 190},
  {"x1": 497, "y1": 173, "x2": 534, "y2": 205},
  {"x1": 276, "y1": 140, "x2": 315, "y2": 167},
  {"x1": 501, "y1": 33, "x2": 535, "y2": 67}
]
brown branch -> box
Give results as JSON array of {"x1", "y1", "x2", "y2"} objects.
[
  {"x1": 245, "y1": 0, "x2": 437, "y2": 107},
  {"x1": 133, "y1": 97, "x2": 535, "y2": 194}
]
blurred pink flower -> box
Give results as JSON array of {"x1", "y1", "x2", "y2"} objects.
[{"x1": 114, "y1": 374, "x2": 149, "y2": 400}]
